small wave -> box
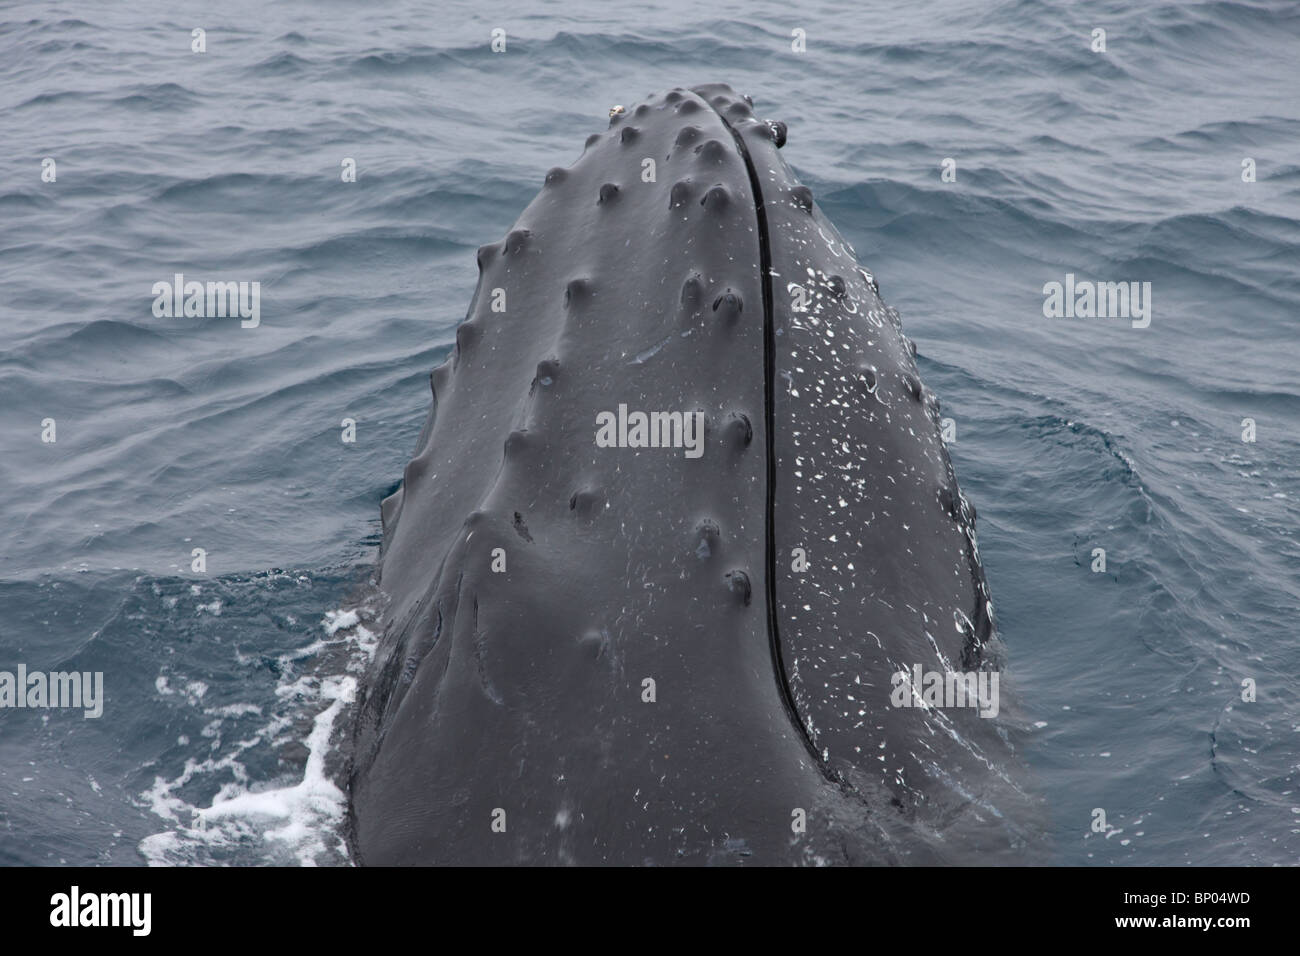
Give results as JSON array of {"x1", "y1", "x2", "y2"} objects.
[
  {"x1": 243, "y1": 51, "x2": 314, "y2": 77},
  {"x1": 110, "y1": 82, "x2": 203, "y2": 110}
]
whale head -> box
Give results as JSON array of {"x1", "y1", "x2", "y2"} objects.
[{"x1": 349, "y1": 83, "x2": 1041, "y2": 865}]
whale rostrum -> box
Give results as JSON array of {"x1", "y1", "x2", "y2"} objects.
[{"x1": 347, "y1": 83, "x2": 1040, "y2": 865}]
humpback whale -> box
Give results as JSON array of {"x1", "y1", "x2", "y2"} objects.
[{"x1": 348, "y1": 83, "x2": 1038, "y2": 865}]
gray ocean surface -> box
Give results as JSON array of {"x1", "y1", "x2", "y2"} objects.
[{"x1": 1, "y1": 0, "x2": 1298, "y2": 865}]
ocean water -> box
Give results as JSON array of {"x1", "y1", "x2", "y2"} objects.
[{"x1": 1, "y1": 0, "x2": 1298, "y2": 866}]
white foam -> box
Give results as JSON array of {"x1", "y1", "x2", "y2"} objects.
[
  {"x1": 324, "y1": 609, "x2": 360, "y2": 635},
  {"x1": 138, "y1": 602, "x2": 378, "y2": 867},
  {"x1": 196, "y1": 675, "x2": 355, "y2": 866}
]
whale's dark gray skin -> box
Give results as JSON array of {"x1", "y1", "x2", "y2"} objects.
[{"x1": 348, "y1": 83, "x2": 1039, "y2": 865}]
